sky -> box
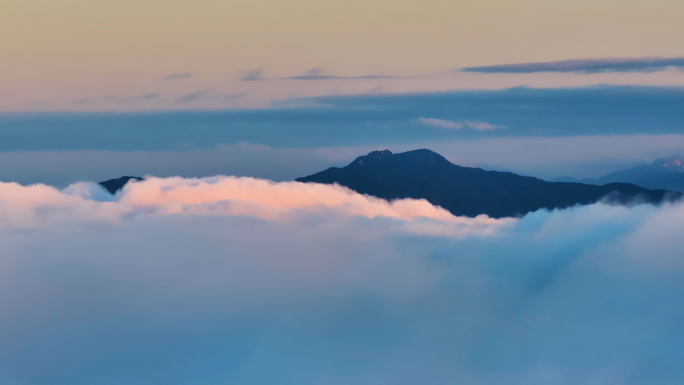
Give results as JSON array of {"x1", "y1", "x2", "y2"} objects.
[
  {"x1": 3, "y1": 2, "x2": 684, "y2": 384},
  {"x1": 2, "y1": 86, "x2": 684, "y2": 184},
  {"x1": 1, "y1": 0, "x2": 684, "y2": 183},
  {"x1": 1, "y1": 0, "x2": 684, "y2": 111}
]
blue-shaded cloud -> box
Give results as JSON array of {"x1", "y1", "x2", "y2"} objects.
[
  {"x1": 176, "y1": 90, "x2": 209, "y2": 103},
  {"x1": 5, "y1": 86, "x2": 684, "y2": 152},
  {"x1": 220, "y1": 92, "x2": 248, "y2": 101},
  {"x1": 138, "y1": 93, "x2": 160, "y2": 100},
  {"x1": 160, "y1": 72, "x2": 193, "y2": 80},
  {"x1": 241, "y1": 68, "x2": 399, "y2": 81},
  {"x1": 1, "y1": 178, "x2": 684, "y2": 384},
  {"x1": 240, "y1": 69, "x2": 265, "y2": 82},
  {"x1": 174, "y1": 91, "x2": 246, "y2": 105},
  {"x1": 461, "y1": 57, "x2": 684, "y2": 73},
  {"x1": 73, "y1": 93, "x2": 160, "y2": 105}
]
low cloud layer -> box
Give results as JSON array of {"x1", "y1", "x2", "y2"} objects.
[
  {"x1": 2, "y1": 176, "x2": 684, "y2": 384},
  {"x1": 461, "y1": 57, "x2": 684, "y2": 74},
  {"x1": 0, "y1": 176, "x2": 507, "y2": 234}
]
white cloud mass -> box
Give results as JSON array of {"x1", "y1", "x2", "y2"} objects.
[{"x1": 1, "y1": 176, "x2": 683, "y2": 384}]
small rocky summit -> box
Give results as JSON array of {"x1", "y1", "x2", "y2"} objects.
[{"x1": 99, "y1": 176, "x2": 144, "y2": 194}]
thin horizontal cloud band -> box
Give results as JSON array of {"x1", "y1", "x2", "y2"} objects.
[
  {"x1": 240, "y1": 68, "x2": 401, "y2": 82},
  {"x1": 4, "y1": 86, "x2": 684, "y2": 152},
  {"x1": 460, "y1": 57, "x2": 684, "y2": 73},
  {"x1": 416, "y1": 117, "x2": 506, "y2": 131}
]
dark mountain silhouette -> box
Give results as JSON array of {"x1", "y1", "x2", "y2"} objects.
[
  {"x1": 99, "y1": 176, "x2": 144, "y2": 194},
  {"x1": 554, "y1": 156, "x2": 684, "y2": 192},
  {"x1": 550, "y1": 176, "x2": 597, "y2": 184},
  {"x1": 296, "y1": 149, "x2": 679, "y2": 218}
]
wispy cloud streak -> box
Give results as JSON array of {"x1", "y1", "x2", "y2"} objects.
[
  {"x1": 240, "y1": 69, "x2": 265, "y2": 82},
  {"x1": 284, "y1": 68, "x2": 398, "y2": 80},
  {"x1": 241, "y1": 68, "x2": 399, "y2": 81},
  {"x1": 74, "y1": 94, "x2": 160, "y2": 105},
  {"x1": 460, "y1": 57, "x2": 684, "y2": 73},
  {"x1": 176, "y1": 90, "x2": 209, "y2": 103},
  {"x1": 417, "y1": 117, "x2": 506, "y2": 131},
  {"x1": 160, "y1": 73, "x2": 193, "y2": 80}
]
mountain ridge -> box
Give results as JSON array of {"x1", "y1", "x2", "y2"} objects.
[
  {"x1": 296, "y1": 149, "x2": 678, "y2": 218},
  {"x1": 553, "y1": 156, "x2": 684, "y2": 192}
]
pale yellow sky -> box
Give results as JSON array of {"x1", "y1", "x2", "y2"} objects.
[{"x1": 1, "y1": 0, "x2": 683, "y2": 111}]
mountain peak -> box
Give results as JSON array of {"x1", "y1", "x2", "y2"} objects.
[
  {"x1": 372, "y1": 149, "x2": 393, "y2": 156},
  {"x1": 296, "y1": 149, "x2": 677, "y2": 218},
  {"x1": 352, "y1": 149, "x2": 449, "y2": 168},
  {"x1": 354, "y1": 149, "x2": 392, "y2": 165},
  {"x1": 99, "y1": 176, "x2": 144, "y2": 194}
]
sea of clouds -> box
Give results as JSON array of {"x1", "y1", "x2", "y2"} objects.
[{"x1": 1, "y1": 176, "x2": 683, "y2": 384}]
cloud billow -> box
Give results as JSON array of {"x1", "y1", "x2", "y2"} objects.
[
  {"x1": 1, "y1": 176, "x2": 684, "y2": 384},
  {"x1": 460, "y1": 57, "x2": 684, "y2": 74}
]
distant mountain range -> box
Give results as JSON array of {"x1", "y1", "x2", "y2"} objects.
[
  {"x1": 296, "y1": 149, "x2": 678, "y2": 218},
  {"x1": 553, "y1": 156, "x2": 684, "y2": 192},
  {"x1": 99, "y1": 150, "x2": 680, "y2": 218}
]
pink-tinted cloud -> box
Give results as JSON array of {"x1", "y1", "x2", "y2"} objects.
[
  {"x1": 1, "y1": 176, "x2": 684, "y2": 384},
  {"x1": 0, "y1": 177, "x2": 512, "y2": 237}
]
